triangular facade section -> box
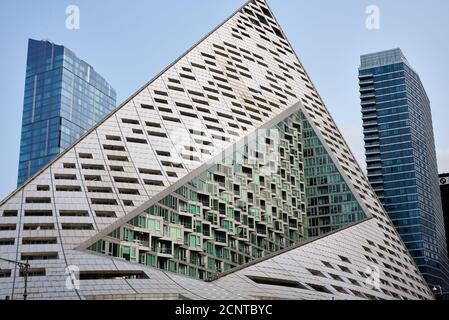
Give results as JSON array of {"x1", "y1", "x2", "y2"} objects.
[
  {"x1": 83, "y1": 105, "x2": 370, "y2": 280},
  {"x1": 0, "y1": 0, "x2": 431, "y2": 300}
]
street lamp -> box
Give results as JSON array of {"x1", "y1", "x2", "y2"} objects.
[{"x1": 0, "y1": 257, "x2": 30, "y2": 300}]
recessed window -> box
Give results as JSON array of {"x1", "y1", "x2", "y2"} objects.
[
  {"x1": 36, "y1": 185, "x2": 50, "y2": 191},
  {"x1": 156, "y1": 150, "x2": 171, "y2": 157},
  {"x1": 79, "y1": 270, "x2": 149, "y2": 280},
  {"x1": 0, "y1": 238, "x2": 15, "y2": 246},
  {"x1": 167, "y1": 172, "x2": 178, "y2": 178},
  {"x1": 118, "y1": 188, "x2": 140, "y2": 195},
  {"x1": 106, "y1": 135, "x2": 122, "y2": 141},
  {"x1": 144, "y1": 180, "x2": 164, "y2": 186},
  {"x1": 114, "y1": 177, "x2": 138, "y2": 184},
  {"x1": 154, "y1": 98, "x2": 168, "y2": 104},
  {"x1": 182, "y1": 154, "x2": 200, "y2": 161},
  {"x1": 168, "y1": 78, "x2": 181, "y2": 84},
  {"x1": 87, "y1": 187, "x2": 113, "y2": 194},
  {"x1": 247, "y1": 276, "x2": 307, "y2": 289},
  {"x1": 307, "y1": 268, "x2": 326, "y2": 277},
  {"x1": 180, "y1": 111, "x2": 197, "y2": 118},
  {"x1": 59, "y1": 210, "x2": 89, "y2": 217},
  {"x1": 158, "y1": 107, "x2": 172, "y2": 113},
  {"x1": 0, "y1": 224, "x2": 16, "y2": 231},
  {"x1": 21, "y1": 252, "x2": 58, "y2": 260},
  {"x1": 141, "y1": 104, "x2": 154, "y2": 110},
  {"x1": 0, "y1": 270, "x2": 12, "y2": 278},
  {"x1": 110, "y1": 166, "x2": 124, "y2": 172},
  {"x1": 24, "y1": 210, "x2": 53, "y2": 217},
  {"x1": 329, "y1": 273, "x2": 344, "y2": 282},
  {"x1": 54, "y1": 174, "x2": 77, "y2": 180},
  {"x1": 95, "y1": 211, "x2": 117, "y2": 218},
  {"x1": 22, "y1": 237, "x2": 57, "y2": 245},
  {"x1": 61, "y1": 223, "x2": 94, "y2": 230},
  {"x1": 332, "y1": 285, "x2": 349, "y2": 294},
  {"x1": 3, "y1": 210, "x2": 18, "y2": 217},
  {"x1": 55, "y1": 185, "x2": 82, "y2": 192},
  {"x1": 122, "y1": 119, "x2": 140, "y2": 125},
  {"x1": 25, "y1": 197, "x2": 51, "y2": 204},
  {"x1": 146, "y1": 122, "x2": 161, "y2": 128},
  {"x1": 161, "y1": 161, "x2": 184, "y2": 169},
  {"x1": 339, "y1": 265, "x2": 352, "y2": 274},
  {"x1": 154, "y1": 90, "x2": 168, "y2": 96},
  {"x1": 20, "y1": 268, "x2": 46, "y2": 277},
  {"x1": 107, "y1": 155, "x2": 129, "y2": 162},
  {"x1": 79, "y1": 153, "x2": 93, "y2": 159},
  {"x1": 23, "y1": 223, "x2": 54, "y2": 230},
  {"x1": 162, "y1": 116, "x2": 181, "y2": 123},
  {"x1": 307, "y1": 283, "x2": 332, "y2": 294},
  {"x1": 148, "y1": 131, "x2": 168, "y2": 138},
  {"x1": 81, "y1": 163, "x2": 104, "y2": 171},
  {"x1": 123, "y1": 200, "x2": 134, "y2": 207},
  {"x1": 91, "y1": 198, "x2": 118, "y2": 205},
  {"x1": 139, "y1": 168, "x2": 163, "y2": 175},
  {"x1": 103, "y1": 144, "x2": 126, "y2": 152},
  {"x1": 175, "y1": 102, "x2": 194, "y2": 110},
  {"x1": 84, "y1": 175, "x2": 102, "y2": 181},
  {"x1": 126, "y1": 137, "x2": 148, "y2": 144}
]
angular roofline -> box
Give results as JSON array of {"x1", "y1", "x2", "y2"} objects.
[
  {"x1": 261, "y1": 0, "x2": 374, "y2": 205},
  {"x1": 1, "y1": 0, "x2": 255, "y2": 206}
]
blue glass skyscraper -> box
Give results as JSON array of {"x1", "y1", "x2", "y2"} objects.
[
  {"x1": 359, "y1": 48, "x2": 449, "y2": 290},
  {"x1": 18, "y1": 39, "x2": 117, "y2": 185}
]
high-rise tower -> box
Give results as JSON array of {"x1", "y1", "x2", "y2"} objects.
[
  {"x1": 17, "y1": 39, "x2": 117, "y2": 186},
  {"x1": 359, "y1": 48, "x2": 449, "y2": 290}
]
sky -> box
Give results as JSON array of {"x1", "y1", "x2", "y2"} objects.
[{"x1": 0, "y1": 0, "x2": 448, "y2": 201}]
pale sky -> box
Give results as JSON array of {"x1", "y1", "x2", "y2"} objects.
[{"x1": 0, "y1": 0, "x2": 448, "y2": 200}]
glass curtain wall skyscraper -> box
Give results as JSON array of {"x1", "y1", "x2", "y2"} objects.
[
  {"x1": 440, "y1": 173, "x2": 449, "y2": 264},
  {"x1": 17, "y1": 39, "x2": 117, "y2": 186},
  {"x1": 359, "y1": 48, "x2": 449, "y2": 289}
]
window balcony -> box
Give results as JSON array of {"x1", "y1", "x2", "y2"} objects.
[
  {"x1": 361, "y1": 99, "x2": 376, "y2": 107},
  {"x1": 365, "y1": 148, "x2": 380, "y2": 155},
  {"x1": 359, "y1": 73, "x2": 373, "y2": 80},
  {"x1": 158, "y1": 246, "x2": 173, "y2": 255},
  {"x1": 362, "y1": 113, "x2": 377, "y2": 121},
  {"x1": 363, "y1": 120, "x2": 378, "y2": 127},
  {"x1": 361, "y1": 106, "x2": 377, "y2": 113},
  {"x1": 363, "y1": 127, "x2": 379, "y2": 134},
  {"x1": 360, "y1": 92, "x2": 376, "y2": 99},
  {"x1": 366, "y1": 156, "x2": 382, "y2": 163},
  {"x1": 360, "y1": 86, "x2": 375, "y2": 93},
  {"x1": 359, "y1": 79, "x2": 374, "y2": 86}
]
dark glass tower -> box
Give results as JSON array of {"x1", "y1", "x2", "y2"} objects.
[
  {"x1": 440, "y1": 173, "x2": 449, "y2": 268},
  {"x1": 17, "y1": 39, "x2": 117, "y2": 185},
  {"x1": 359, "y1": 48, "x2": 449, "y2": 290}
]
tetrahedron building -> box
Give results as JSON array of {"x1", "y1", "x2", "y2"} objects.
[{"x1": 0, "y1": 0, "x2": 433, "y2": 300}]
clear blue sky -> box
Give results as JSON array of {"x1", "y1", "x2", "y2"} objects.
[{"x1": 0, "y1": 0, "x2": 448, "y2": 201}]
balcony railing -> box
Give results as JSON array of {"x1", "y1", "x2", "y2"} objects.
[{"x1": 158, "y1": 247, "x2": 173, "y2": 255}]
